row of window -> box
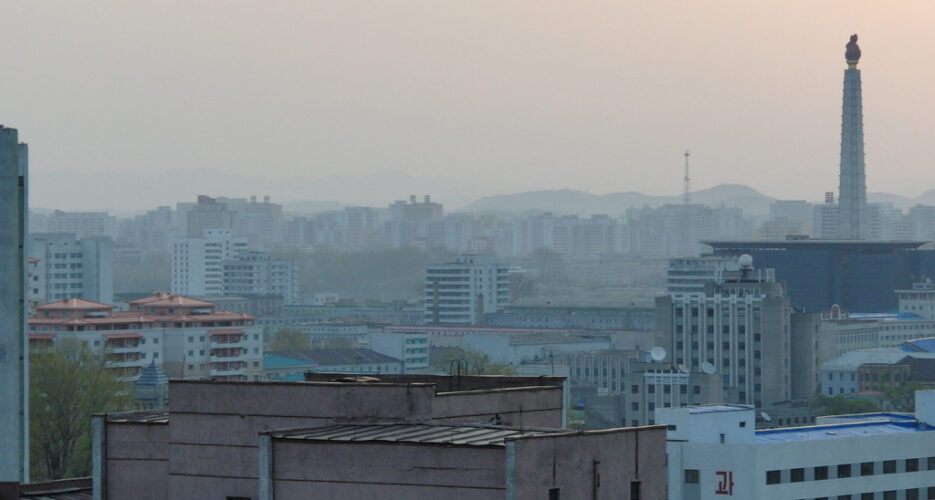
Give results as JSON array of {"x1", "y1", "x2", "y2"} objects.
[
  {"x1": 796, "y1": 489, "x2": 935, "y2": 500},
  {"x1": 766, "y1": 457, "x2": 935, "y2": 485}
]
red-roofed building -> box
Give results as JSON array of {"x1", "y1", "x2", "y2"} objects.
[{"x1": 28, "y1": 294, "x2": 263, "y2": 381}]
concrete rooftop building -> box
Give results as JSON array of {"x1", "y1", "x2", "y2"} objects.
[{"x1": 93, "y1": 374, "x2": 666, "y2": 499}]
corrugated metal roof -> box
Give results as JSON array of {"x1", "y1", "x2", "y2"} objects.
[
  {"x1": 105, "y1": 410, "x2": 169, "y2": 424},
  {"x1": 271, "y1": 423, "x2": 564, "y2": 447}
]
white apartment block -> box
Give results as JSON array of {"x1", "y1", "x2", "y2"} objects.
[
  {"x1": 28, "y1": 233, "x2": 113, "y2": 305},
  {"x1": 29, "y1": 294, "x2": 263, "y2": 381},
  {"x1": 423, "y1": 254, "x2": 510, "y2": 325},
  {"x1": 171, "y1": 229, "x2": 248, "y2": 297},
  {"x1": 44, "y1": 210, "x2": 117, "y2": 239},
  {"x1": 222, "y1": 251, "x2": 299, "y2": 304},
  {"x1": 660, "y1": 393, "x2": 935, "y2": 500}
]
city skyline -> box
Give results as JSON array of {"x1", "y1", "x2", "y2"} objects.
[{"x1": 3, "y1": 1, "x2": 935, "y2": 207}]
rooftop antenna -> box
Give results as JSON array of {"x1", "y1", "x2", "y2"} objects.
[{"x1": 683, "y1": 150, "x2": 691, "y2": 206}]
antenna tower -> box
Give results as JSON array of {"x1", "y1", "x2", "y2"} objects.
[{"x1": 683, "y1": 150, "x2": 691, "y2": 206}]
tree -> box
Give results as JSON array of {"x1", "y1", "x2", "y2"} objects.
[
  {"x1": 269, "y1": 328, "x2": 310, "y2": 352},
  {"x1": 431, "y1": 348, "x2": 515, "y2": 376},
  {"x1": 812, "y1": 393, "x2": 879, "y2": 416},
  {"x1": 30, "y1": 339, "x2": 132, "y2": 480},
  {"x1": 882, "y1": 381, "x2": 928, "y2": 412}
]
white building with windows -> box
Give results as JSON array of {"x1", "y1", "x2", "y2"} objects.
[
  {"x1": 659, "y1": 392, "x2": 935, "y2": 500},
  {"x1": 423, "y1": 254, "x2": 510, "y2": 325},
  {"x1": 28, "y1": 233, "x2": 113, "y2": 304},
  {"x1": 221, "y1": 251, "x2": 298, "y2": 304},
  {"x1": 171, "y1": 228, "x2": 248, "y2": 297}
]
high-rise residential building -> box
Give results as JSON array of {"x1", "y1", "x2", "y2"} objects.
[
  {"x1": 171, "y1": 229, "x2": 248, "y2": 297},
  {"x1": 179, "y1": 195, "x2": 240, "y2": 238},
  {"x1": 221, "y1": 251, "x2": 299, "y2": 304},
  {"x1": 386, "y1": 195, "x2": 444, "y2": 248},
  {"x1": 28, "y1": 233, "x2": 114, "y2": 305},
  {"x1": 423, "y1": 254, "x2": 510, "y2": 325},
  {"x1": 0, "y1": 125, "x2": 29, "y2": 487},
  {"x1": 838, "y1": 34, "x2": 869, "y2": 239},
  {"x1": 45, "y1": 210, "x2": 117, "y2": 239}
]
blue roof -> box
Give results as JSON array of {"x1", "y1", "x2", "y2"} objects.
[
  {"x1": 848, "y1": 312, "x2": 925, "y2": 321},
  {"x1": 756, "y1": 420, "x2": 930, "y2": 444},
  {"x1": 263, "y1": 353, "x2": 317, "y2": 369},
  {"x1": 902, "y1": 337, "x2": 935, "y2": 353}
]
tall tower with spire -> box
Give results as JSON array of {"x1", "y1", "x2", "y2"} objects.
[{"x1": 838, "y1": 34, "x2": 869, "y2": 239}]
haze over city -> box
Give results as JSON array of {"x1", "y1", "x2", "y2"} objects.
[
  {"x1": 11, "y1": 3, "x2": 935, "y2": 499},
  {"x1": 3, "y1": 1, "x2": 935, "y2": 211}
]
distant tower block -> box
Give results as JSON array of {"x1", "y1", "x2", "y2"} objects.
[
  {"x1": 683, "y1": 150, "x2": 691, "y2": 206},
  {"x1": 838, "y1": 34, "x2": 869, "y2": 239}
]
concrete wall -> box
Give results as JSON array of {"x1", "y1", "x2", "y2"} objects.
[
  {"x1": 167, "y1": 381, "x2": 435, "y2": 499},
  {"x1": 433, "y1": 386, "x2": 564, "y2": 428},
  {"x1": 512, "y1": 426, "x2": 667, "y2": 500},
  {"x1": 104, "y1": 422, "x2": 168, "y2": 500},
  {"x1": 271, "y1": 441, "x2": 504, "y2": 500}
]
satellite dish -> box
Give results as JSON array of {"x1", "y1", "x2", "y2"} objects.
[
  {"x1": 760, "y1": 411, "x2": 772, "y2": 422},
  {"x1": 650, "y1": 346, "x2": 666, "y2": 362},
  {"x1": 677, "y1": 364, "x2": 689, "y2": 374},
  {"x1": 701, "y1": 362, "x2": 716, "y2": 375}
]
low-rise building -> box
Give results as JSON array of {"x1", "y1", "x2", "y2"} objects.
[
  {"x1": 659, "y1": 391, "x2": 935, "y2": 500},
  {"x1": 28, "y1": 293, "x2": 263, "y2": 381},
  {"x1": 263, "y1": 348, "x2": 402, "y2": 380}
]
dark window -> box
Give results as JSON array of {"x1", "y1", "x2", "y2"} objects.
[
  {"x1": 739, "y1": 421, "x2": 746, "y2": 428},
  {"x1": 883, "y1": 491, "x2": 896, "y2": 500},
  {"x1": 790, "y1": 468, "x2": 804, "y2": 482},
  {"x1": 766, "y1": 470, "x2": 780, "y2": 484},
  {"x1": 927, "y1": 456, "x2": 935, "y2": 470},
  {"x1": 906, "y1": 488, "x2": 919, "y2": 500},
  {"x1": 837, "y1": 464, "x2": 851, "y2": 478},
  {"x1": 685, "y1": 469, "x2": 699, "y2": 484},
  {"x1": 860, "y1": 461, "x2": 874, "y2": 476},
  {"x1": 693, "y1": 385, "x2": 700, "y2": 394},
  {"x1": 631, "y1": 385, "x2": 639, "y2": 394},
  {"x1": 861, "y1": 494, "x2": 873, "y2": 500},
  {"x1": 630, "y1": 481, "x2": 640, "y2": 500},
  {"x1": 929, "y1": 487, "x2": 935, "y2": 499},
  {"x1": 837, "y1": 496, "x2": 852, "y2": 500},
  {"x1": 549, "y1": 488, "x2": 560, "y2": 500},
  {"x1": 883, "y1": 460, "x2": 896, "y2": 474},
  {"x1": 907, "y1": 458, "x2": 919, "y2": 472},
  {"x1": 814, "y1": 466, "x2": 828, "y2": 480},
  {"x1": 631, "y1": 402, "x2": 639, "y2": 411}
]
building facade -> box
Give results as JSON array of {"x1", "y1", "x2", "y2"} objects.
[
  {"x1": 28, "y1": 294, "x2": 263, "y2": 381},
  {"x1": 0, "y1": 124, "x2": 29, "y2": 487},
  {"x1": 171, "y1": 228, "x2": 248, "y2": 297},
  {"x1": 660, "y1": 393, "x2": 935, "y2": 500},
  {"x1": 423, "y1": 254, "x2": 510, "y2": 325},
  {"x1": 221, "y1": 251, "x2": 298, "y2": 304},
  {"x1": 28, "y1": 233, "x2": 114, "y2": 305}
]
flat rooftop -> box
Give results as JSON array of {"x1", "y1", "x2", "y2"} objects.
[
  {"x1": 755, "y1": 418, "x2": 931, "y2": 444},
  {"x1": 704, "y1": 240, "x2": 927, "y2": 253},
  {"x1": 269, "y1": 423, "x2": 565, "y2": 447},
  {"x1": 686, "y1": 404, "x2": 753, "y2": 414}
]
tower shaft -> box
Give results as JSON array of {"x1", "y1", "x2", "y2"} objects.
[{"x1": 838, "y1": 64, "x2": 868, "y2": 239}]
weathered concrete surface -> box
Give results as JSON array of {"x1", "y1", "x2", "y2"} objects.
[
  {"x1": 272, "y1": 440, "x2": 505, "y2": 500},
  {"x1": 105, "y1": 423, "x2": 168, "y2": 500},
  {"x1": 513, "y1": 426, "x2": 667, "y2": 500},
  {"x1": 432, "y1": 386, "x2": 563, "y2": 427}
]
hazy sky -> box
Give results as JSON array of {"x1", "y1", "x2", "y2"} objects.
[{"x1": 3, "y1": 1, "x2": 935, "y2": 203}]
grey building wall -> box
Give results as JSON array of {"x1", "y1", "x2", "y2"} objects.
[{"x1": 0, "y1": 125, "x2": 28, "y2": 485}]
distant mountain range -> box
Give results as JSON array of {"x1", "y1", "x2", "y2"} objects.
[{"x1": 29, "y1": 168, "x2": 935, "y2": 218}]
